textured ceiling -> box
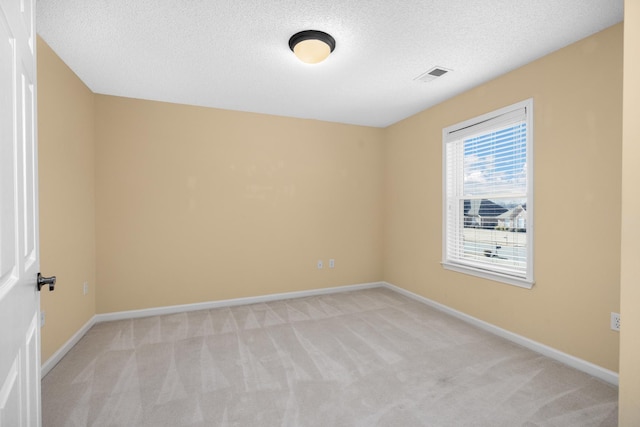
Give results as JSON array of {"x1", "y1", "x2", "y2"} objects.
[{"x1": 36, "y1": 0, "x2": 623, "y2": 128}]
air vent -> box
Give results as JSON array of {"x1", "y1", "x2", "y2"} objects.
[{"x1": 414, "y1": 66, "x2": 452, "y2": 83}]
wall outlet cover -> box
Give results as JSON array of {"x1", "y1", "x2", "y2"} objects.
[{"x1": 611, "y1": 312, "x2": 620, "y2": 331}]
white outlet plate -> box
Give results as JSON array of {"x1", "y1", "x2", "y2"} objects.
[
  {"x1": 40, "y1": 311, "x2": 45, "y2": 327},
  {"x1": 83, "y1": 282, "x2": 89, "y2": 295},
  {"x1": 329, "y1": 259, "x2": 335, "y2": 268},
  {"x1": 317, "y1": 260, "x2": 323, "y2": 269},
  {"x1": 611, "y1": 312, "x2": 620, "y2": 331}
]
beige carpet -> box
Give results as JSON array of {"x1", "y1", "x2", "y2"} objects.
[{"x1": 41, "y1": 288, "x2": 618, "y2": 426}]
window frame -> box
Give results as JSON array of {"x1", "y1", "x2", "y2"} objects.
[{"x1": 441, "y1": 99, "x2": 534, "y2": 289}]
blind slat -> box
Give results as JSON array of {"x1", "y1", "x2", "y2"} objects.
[{"x1": 444, "y1": 107, "x2": 526, "y2": 143}]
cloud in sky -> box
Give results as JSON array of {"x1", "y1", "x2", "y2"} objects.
[{"x1": 464, "y1": 152, "x2": 526, "y2": 196}]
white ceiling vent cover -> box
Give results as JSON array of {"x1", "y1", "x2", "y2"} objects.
[{"x1": 414, "y1": 66, "x2": 452, "y2": 83}]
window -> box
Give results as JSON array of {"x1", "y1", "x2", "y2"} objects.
[{"x1": 442, "y1": 99, "x2": 534, "y2": 288}]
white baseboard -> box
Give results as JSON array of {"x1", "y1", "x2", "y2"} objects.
[
  {"x1": 42, "y1": 280, "x2": 618, "y2": 387},
  {"x1": 41, "y1": 315, "x2": 96, "y2": 379},
  {"x1": 381, "y1": 281, "x2": 619, "y2": 386},
  {"x1": 94, "y1": 282, "x2": 383, "y2": 323}
]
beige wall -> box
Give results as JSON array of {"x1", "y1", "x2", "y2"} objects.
[
  {"x1": 383, "y1": 24, "x2": 623, "y2": 371},
  {"x1": 94, "y1": 97, "x2": 384, "y2": 313},
  {"x1": 619, "y1": 1, "x2": 640, "y2": 423},
  {"x1": 38, "y1": 23, "x2": 625, "y2": 377},
  {"x1": 37, "y1": 37, "x2": 96, "y2": 362}
]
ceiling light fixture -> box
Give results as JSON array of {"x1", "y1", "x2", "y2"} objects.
[{"x1": 289, "y1": 30, "x2": 336, "y2": 64}]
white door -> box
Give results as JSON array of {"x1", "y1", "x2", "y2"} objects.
[{"x1": 0, "y1": 0, "x2": 43, "y2": 426}]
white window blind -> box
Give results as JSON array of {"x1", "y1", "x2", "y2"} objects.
[{"x1": 442, "y1": 99, "x2": 534, "y2": 288}]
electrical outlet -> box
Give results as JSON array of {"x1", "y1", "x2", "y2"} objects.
[
  {"x1": 611, "y1": 312, "x2": 620, "y2": 331},
  {"x1": 40, "y1": 311, "x2": 45, "y2": 327},
  {"x1": 317, "y1": 260, "x2": 323, "y2": 269},
  {"x1": 83, "y1": 281, "x2": 89, "y2": 295},
  {"x1": 329, "y1": 259, "x2": 335, "y2": 268}
]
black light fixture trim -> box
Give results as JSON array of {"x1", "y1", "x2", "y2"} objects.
[{"x1": 288, "y1": 30, "x2": 336, "y2": 53}]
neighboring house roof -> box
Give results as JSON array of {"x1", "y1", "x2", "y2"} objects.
[
  {"x1": 464, "y1": 199, "x2": 508, "y2": 218},
  {"x1": 497, "y1": 205, "x2": 527, "y2": 220}
]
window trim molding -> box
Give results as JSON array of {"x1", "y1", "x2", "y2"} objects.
[
  {"x1": 441, "y1": 262, "x2": 534, "y2": 289},
  {"x1": 441, "y1": 98, "x2": 535, "y2": 289}
]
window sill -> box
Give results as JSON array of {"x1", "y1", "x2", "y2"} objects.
[{"x1": 442, "y1": 262, "x2": 534, "y2": 289}]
